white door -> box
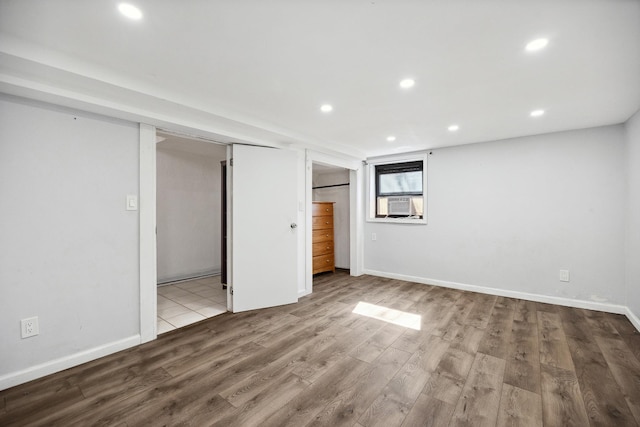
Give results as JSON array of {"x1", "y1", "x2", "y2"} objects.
[{"x1": 229, "y1": 144, "x2": 299, "y2": 312}]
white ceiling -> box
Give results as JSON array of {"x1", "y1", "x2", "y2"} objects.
[{"x1": 1, "y1": 1, "x2": 639, "y2": 159}]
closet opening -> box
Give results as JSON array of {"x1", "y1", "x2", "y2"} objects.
[
  {"x1": 155, "y1": 131, "x2": 228, "y2": 334},
  {"x1": 311, "y1": 163, "x2": 351, "y2": 277}
]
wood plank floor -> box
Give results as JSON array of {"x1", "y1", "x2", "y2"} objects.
[{"x1": 2, "y1": 271, "x2": 640, "y2": 426}]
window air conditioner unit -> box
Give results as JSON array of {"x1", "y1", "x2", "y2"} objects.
[{"x1": 387, "y1": 196, "x2": 412, "y2": 216}]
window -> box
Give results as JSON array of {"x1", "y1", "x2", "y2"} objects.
[{"x1": 373, "y1": 159, "x2": 425, "y2": 220}]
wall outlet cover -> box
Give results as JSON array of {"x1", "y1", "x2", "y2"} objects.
[
  {"x1": 559, "y1": 270, "x2": 570, "y2": 282},
  {"x1": 21, "y1": 316, "x2": 39, "y2": 338}
]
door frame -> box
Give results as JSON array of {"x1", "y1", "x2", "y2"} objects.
[
  {"x1": 139, "y1": 133, "x2": 365, "y2": 343},
  {"x1": 139, "y1": 126, "x2": 230, "y2": 342},
  {"x1": 139, "y1": 123, "x2": 157, "y2": 343},
  {"x1": 304, "y1": 150, "x2": 364, "y2": 297}
]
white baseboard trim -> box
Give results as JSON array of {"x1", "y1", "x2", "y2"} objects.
[
  {"x1": 157, "y1": 269, "x2": 221, "y2": 285},
  {"x1": 363, "y1": 269, "x2": 630, "y2": 316},
  {"x1": 0, "y1": 335, "x2": 141, "y2": 391},
  {"x1": 625, "y1": 307, "x2": 640, "y2": 332}
]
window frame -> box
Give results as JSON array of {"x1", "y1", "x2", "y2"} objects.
[
  {"x1": 367, "y1": 153, "x2": 428, "y2": 224},
  {"x1": 375, "y1": 160, "x2": 424, "y2": 198}
]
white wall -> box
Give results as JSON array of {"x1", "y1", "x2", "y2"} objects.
[
  {"x1": 156, "y1": 141, "x2": 225, "y2": 283},
  {"x1": 0, "y1": 96, "x2": 140, "y2": 388},
  {"x1": 365, "y1": 125, "x2": 628, "y2": 308},
  {"x1": 313, "y1": 169, "x2": 351, "y2": 269},
  {"x1": 626, "y1": 109, "x2": 640, "y2": 324}
]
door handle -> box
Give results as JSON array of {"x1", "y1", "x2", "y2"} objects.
[{"x1": 290, "y1": 223, "x2": 297, "y2": 229}]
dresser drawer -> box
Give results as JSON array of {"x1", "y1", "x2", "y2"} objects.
[
  {"x1": 313, "y1": 254, "x2": 334, "y2": 273},
  {"x1": 312, "y1": 229, "x2": 333, "y2": 243},
  {"x1": 313, "y1": 241, "x2": 333, "y2": 256},
  {"x1": 311, "y1": 201, "x2": 335, "y2": 274},
  {"x1": 312, "y1": 203, "x2": 333, "y2": 217},
  {"x1": 312, "y1": 215, "x2": 334, "y2": 230}
]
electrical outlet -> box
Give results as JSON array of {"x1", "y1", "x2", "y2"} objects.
[
  {"x1": 21, "y1": 316, "x2": 39, "y2": 338},
  {"x1": 372, "y1": 233, "x2": 377, "y2": 241},
  {"x1": 559, "y1": 270, "x2": 570, "y2": 282}
]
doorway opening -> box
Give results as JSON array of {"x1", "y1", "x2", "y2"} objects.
[
  {"x1": 311, "y1": 163, "x2": 351, "y2": 275},
  {"x1": 155, "y1": 131, "x2": 228, "y2": 333}
]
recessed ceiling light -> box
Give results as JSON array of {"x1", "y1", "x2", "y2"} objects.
[
  {"x1": 386, "y1": 136, "x2": 396, "y2": 142},
  {"x1": 118, "y1": 3, "x2": 143, "y2": 20},
  {"x1": 530, "y1": 109, "x2": 545, "y2": 117},
  {"x1": 525, "y1": 38, "x2": 549, "y2": 52},
  {"x1": 448, "y1": 125, "x2": 460, "y2": 132},
  {"x1": 320, "y1": 104, "x2": 333, "y2": 113},
  {"x1": 399, "y1": 78, "x2": 415, "y2": 89}
]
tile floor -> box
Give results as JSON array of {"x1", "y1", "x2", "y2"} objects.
[{"x1": 157, "y1": 275, "x2": 227, "y2": 334}]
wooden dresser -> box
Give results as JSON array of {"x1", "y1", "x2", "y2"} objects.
[{"x1": 312, "y1": 201, "x2": 335, "y2": 274}]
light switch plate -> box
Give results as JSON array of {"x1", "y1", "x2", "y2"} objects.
[{"x1": 126, "y1": 195, "x2": 138, "y2": 211}]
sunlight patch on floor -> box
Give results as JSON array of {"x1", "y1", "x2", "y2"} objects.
[{"x1": 352, "y1": 301, "x2": 421, "y2": 330}]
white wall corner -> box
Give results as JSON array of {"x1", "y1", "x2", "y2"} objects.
[
  {"x1": 350, "y1": 166, "x2": 365, "y2": 276},
  {"x1": 139, "y1": 123, "x2": 157, "y2": 343},
  {"x1": 625, "y1": 306, "x2": 640, "y2": 332},
  {"x1": 297, "y1": 149, "x2": 307, "y2": 297},
  {"x1": 305, "y1": 152, "x2": 314, "y2": 295},
  {"x1": 298, "y1": 289, "x2": 312, "y2": 298},
  {"x1": 624, "y1": 108, "x2": 640, "y2": 333}
]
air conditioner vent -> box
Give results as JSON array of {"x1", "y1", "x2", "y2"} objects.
[{"x1": 387, "y1": 196, "x2": 412, "y2": 216}]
